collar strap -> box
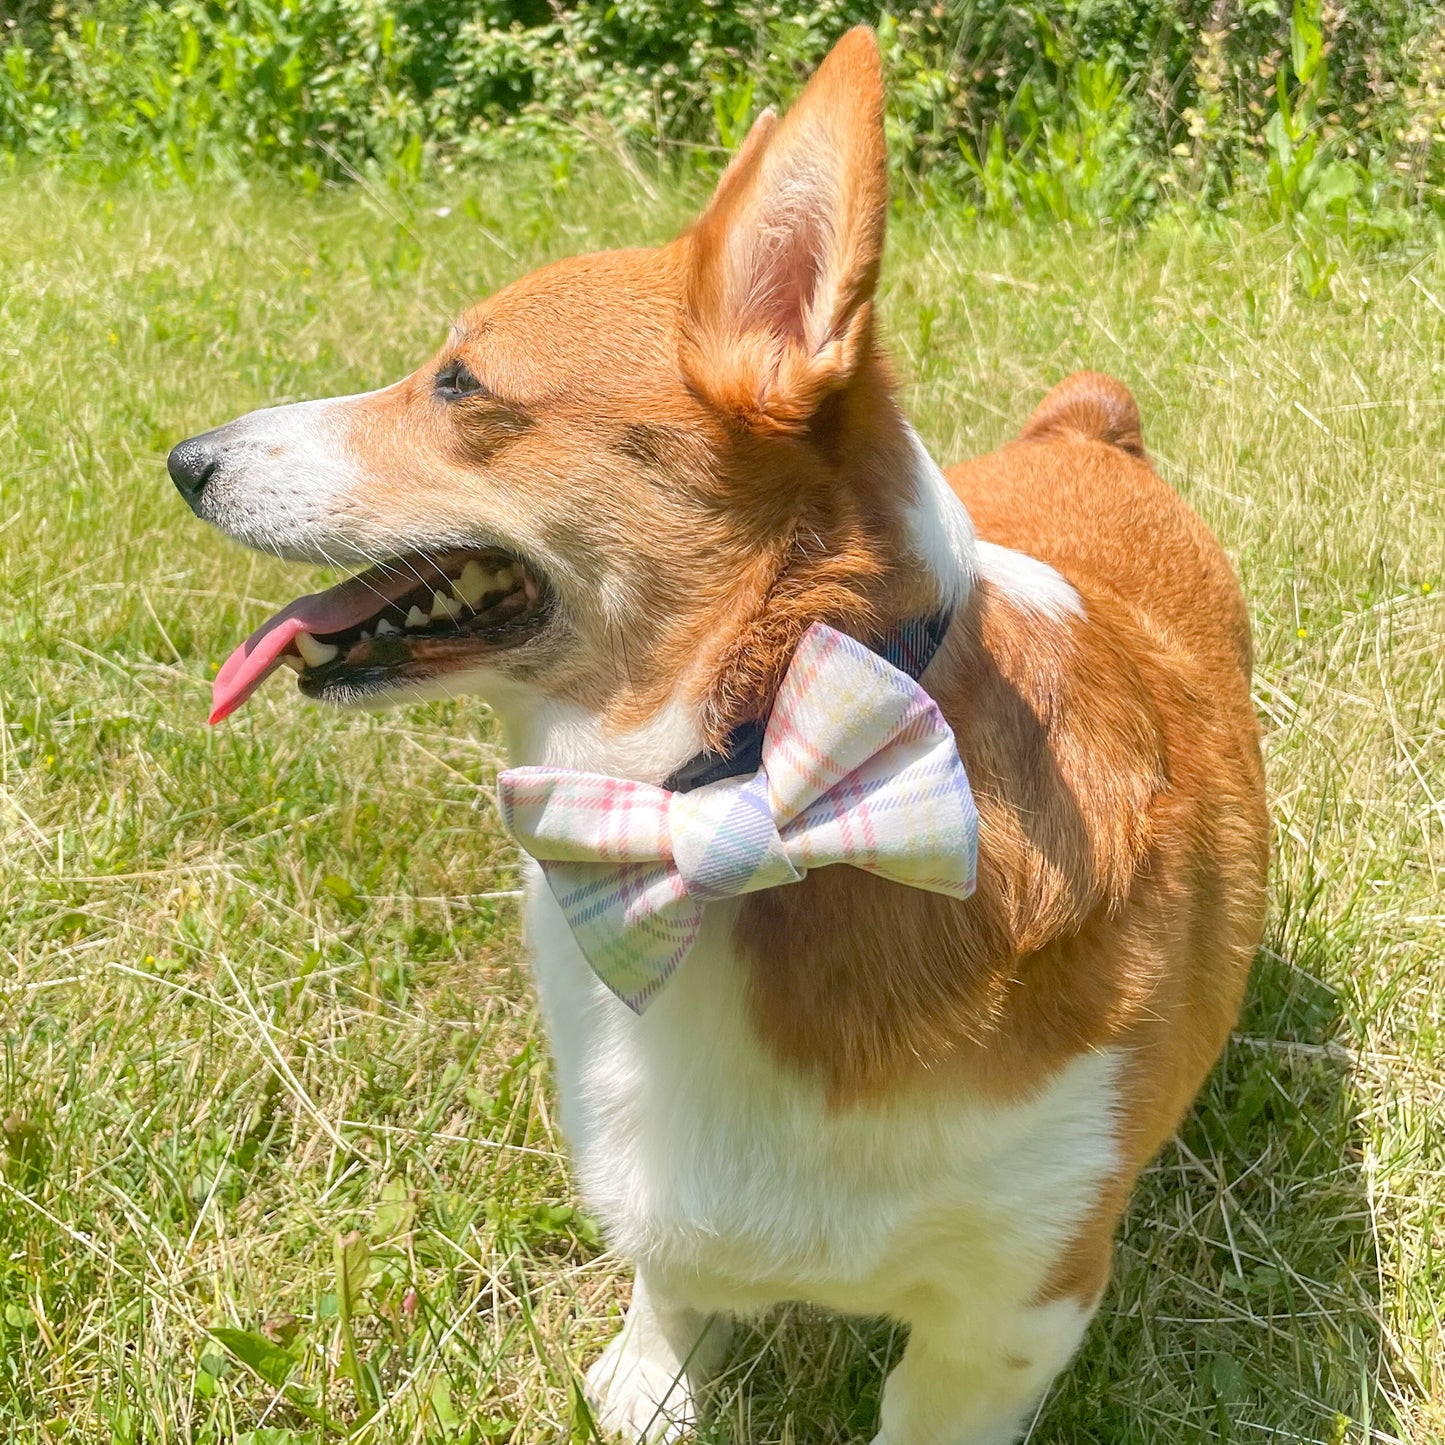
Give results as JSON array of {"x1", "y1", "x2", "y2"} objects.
[{"x1": 665, "y1": 607, "x2": 955, "y2": 794}]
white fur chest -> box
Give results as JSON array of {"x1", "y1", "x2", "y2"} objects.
[{"x1": 523, "y1": 867, "x2": 1122, "y2": 1321}]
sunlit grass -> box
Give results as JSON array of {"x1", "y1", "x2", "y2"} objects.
[{"x1": 0, "y1": 168, "x2": 1441, "y2": 1443}]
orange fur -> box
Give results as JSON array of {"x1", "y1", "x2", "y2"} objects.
[
  {"x1": 1018, "y1": 370, "x2": 1147, "y2": 460},
  {"x1": 263, "y1": 24, "x2": 1268, "y2": 1320}
]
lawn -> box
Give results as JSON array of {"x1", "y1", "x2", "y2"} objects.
[{"x1": 0, "y1": 168, "x2": 1442, "y2": 1444}]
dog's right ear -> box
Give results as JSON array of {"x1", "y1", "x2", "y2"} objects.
[{"x1": 679, "y1": 27, "x2": 889, "y2": 434}]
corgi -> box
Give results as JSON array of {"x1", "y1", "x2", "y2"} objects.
[{"x1": 170, "y1": 27, "x2": 1269, "y2": 1444}]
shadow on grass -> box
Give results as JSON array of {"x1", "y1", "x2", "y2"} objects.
[{"x1": 694, "y1": 930, "x2": 1393, "y2": 1445}]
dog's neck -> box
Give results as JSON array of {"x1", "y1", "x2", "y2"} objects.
[
  {"x1": 899, "y1": 422, "x2": 979, "y2": 612},
  {"x1": 500, "y1": 427, "x2": 978, "y2": 784}
]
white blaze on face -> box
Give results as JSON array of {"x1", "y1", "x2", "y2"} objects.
[{"x1": 192, "y1": 389, "x2": 393, "y2": 564}]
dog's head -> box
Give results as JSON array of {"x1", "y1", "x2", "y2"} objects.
[{"x1": 175, "y1": 29, "x2": 967, "y2": 773}]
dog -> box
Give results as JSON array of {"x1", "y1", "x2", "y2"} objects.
[{"x1": 170, "y1": 27, "x2": 1269, "y2": 1444}]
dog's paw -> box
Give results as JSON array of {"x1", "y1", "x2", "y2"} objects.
[{"x1": 584, "y1": 1331, "x2": 698, "y2": 1443}]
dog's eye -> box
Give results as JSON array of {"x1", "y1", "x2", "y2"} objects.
[{"x1": 435, "y1": 359, "x2": 489, "y2": 400}]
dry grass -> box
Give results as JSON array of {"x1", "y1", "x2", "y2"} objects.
[{"x1": 0, "y1": 170, "x2": 1441, "y2": 1444}]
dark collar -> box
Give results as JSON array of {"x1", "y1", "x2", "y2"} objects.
[{"x1": 664, "y1": 607, "x2": 955, "y2": 794}]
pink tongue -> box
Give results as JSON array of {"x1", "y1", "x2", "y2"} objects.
[
  {"x1": 210, "y1": 616, "x2": 311, "y2": 725},
  {"x1": 209, "y1": 562, "x2": 447, "y2": 724}
]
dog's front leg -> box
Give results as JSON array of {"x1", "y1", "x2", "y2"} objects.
[
  {"x1": 871, "y1": 1297, "x2": 1095, "y2": 1445},
  {"x1": 584, "y1": 1272, "x2": 733, "y2": 1442}
]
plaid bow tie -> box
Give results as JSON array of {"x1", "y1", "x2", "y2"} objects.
[{"x1": 497, "y1": 623, "x2": 978, "y2": 1013}]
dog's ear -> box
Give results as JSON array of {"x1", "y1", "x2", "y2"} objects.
[{"x1": 680, "y1": 27, "x2": 888, "y2": 433}]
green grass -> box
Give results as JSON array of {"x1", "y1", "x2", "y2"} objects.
[{"x1": 0, "y1": 167, "x2": 1442, "y2": 1444}]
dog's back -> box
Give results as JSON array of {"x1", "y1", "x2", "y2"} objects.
[
  {"x1": 957, "y1": 371, "x2": 1256, "y2": 680},
  {"x1": 948, "y1": 369, "x2": 1269, "y2": 1201}
]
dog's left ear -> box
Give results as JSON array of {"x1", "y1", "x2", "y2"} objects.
[{"x1": 680, "y1": 27, "x2": 888, "y2": 433}]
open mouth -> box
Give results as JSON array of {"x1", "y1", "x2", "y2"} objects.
[{"x1": 210, "y1": 547, "x2": 551, "y2": 723}]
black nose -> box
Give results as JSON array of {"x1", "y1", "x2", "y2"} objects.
[{"x1": 167, "y1": 435, "x2": 220, "y2": 511}]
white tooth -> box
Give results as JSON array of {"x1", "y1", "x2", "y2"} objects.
[
  {"x1": 405, "y1": 605, "x2": 430, "y2": 629},
  {"x1": 359, "y1": 629, "x2": 373, "y2": 643},
  {"x1": 431, "y1": 590, "x2": 461, "y2": 622},
  {"x1": 375, "y1": 617, "x2": 397, "y2": 635},
  {"x1": 493, "y1": 564, "x2": 518, "y2": 592},
  {"x1": 294, "y1": 631, "x2": 339, "y2": 667},
  {"x1": 455, "y1": 560, "x2": 491, "y2": 607},
  {"x1": 280, "y1": 654, "x2": 305, "y2": 673}
]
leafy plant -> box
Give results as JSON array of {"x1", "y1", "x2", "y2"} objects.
[
  {"x1": 0, "y1": 0, "x2": 1440, "y2": 227},
  {"x1": 1264, "y1": 0, "x2": 1359, "y2": 222},
  {"x1": 961, "y1": 57, "x2": 1151, "y2": 227}
]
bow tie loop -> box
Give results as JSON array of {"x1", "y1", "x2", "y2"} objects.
[{"x1": 498, "y1": 623, "x2": 977, "y2": 1013}]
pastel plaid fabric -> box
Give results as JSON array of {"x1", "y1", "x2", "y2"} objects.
[{"x1": 497, "y1": 624, "x2": 978, "y2": 1013}]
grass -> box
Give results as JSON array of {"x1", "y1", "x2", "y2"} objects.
[{"x1": 0, "y1": 164, "x2": 1442, "y2": 1445}]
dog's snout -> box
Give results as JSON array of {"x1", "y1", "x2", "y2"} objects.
[{"x1": 167, "y1": 434, "x2": 221, "y2": 511}]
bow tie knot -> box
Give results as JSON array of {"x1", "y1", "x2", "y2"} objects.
[
  {"x1": 498, "y1": 623, "x2": 978, "y2": 1013},
  {"x1": 668, "y1": 773, "x2": 801, "y2": 902}
]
